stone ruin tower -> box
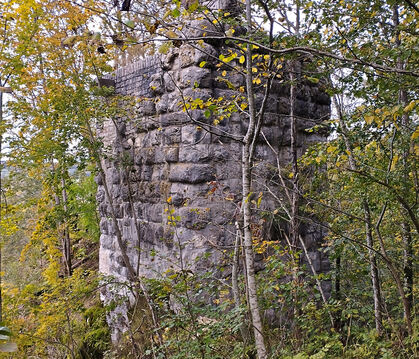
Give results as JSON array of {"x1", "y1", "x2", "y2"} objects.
[{"x1": 96, "y1": 0, "x2": 331, "y2": 340}]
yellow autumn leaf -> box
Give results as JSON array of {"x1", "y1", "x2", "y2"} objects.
[
  {"x1": 327, "y1": 145, "x2": 337, "y2": 153},
  {"x1": 404, "y1": 100, "x2": 418, "y2": 113},
  {"x1": 364, "y1": 115, "x2": 374, "y2": 124},
  {"x1": 411, "y1": 127, "x2": 419, "y2": 141},
  {"x1": 390, "y1": 154, "x2": 399, "y2": 171},
  {"x1": 239, "y1": 55, "x2": 245, "y2": 64}
]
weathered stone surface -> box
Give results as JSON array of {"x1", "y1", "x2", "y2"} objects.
[
  {"x1": 178, "y1": 145, "x2": 211, "y2": 163},
  {"x1": 149, "y1": 73, "x2": 164, "y2": 95},
  {"x1": 169, "y1": 164, "x2": 215, "y2": 184},
  {"x1": 183, "y1": 19, "x2": 220, "y2": 38},
  {"x1": 164, "y1": 147, "x2": 179, "y2": 162},
  {"x1": 181, "y1": 124, "x2": 210, "y2": 145},
  {"x1": 179, "y1": 67, "x2": 212, "y2": 89},
  {"x1": 179, "y1": 44, "x2": 197, "y2": 68},
  {"x1": 163, "y1": 72, "x2": 176, "y2": 92}
]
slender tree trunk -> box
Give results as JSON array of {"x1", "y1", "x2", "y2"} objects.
[
  {"x1": 289, "y1": 60, "x2": 304, "y2": 339},
  {"x1": 242, "y1": 146, "x2": 267, "y2": 359},
  {"x1": 242, "y1": 3, "x2": 267, "y2": 357},
  {"x1": 289, "y1": 62, "x2": 299, "y2": 250},
  {"x1": 233, "y1": 221, "x2": 251, "y2": 344},
  {"x1": 393, "y1": 4, "x2": 414, "y2": 331},
  {"x1": 333, "y1": 96, "x2": 384, "y2": 335},
  {"x1": 363, "y1": 200, "x2": 383, "y2": 334}
]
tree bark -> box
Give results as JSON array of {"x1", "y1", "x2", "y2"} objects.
[
  {"x1": 233, "y1": 221, "x2": 251, "y2": 344},
  {"x1": 289, "y1": 62, "x2": 299, "y2": 250},
  {"x1": 363, "y1": 200, "x2": 383, "y2": 334},
  {"x1": 393, "y1": 4, "x2": 414, "y2": 333},
  {"x1": 240, "y1": 2, "x2": 268, "y2": 357}
]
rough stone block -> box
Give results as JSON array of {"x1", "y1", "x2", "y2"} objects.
[
  {"x1": 151, "y1": 164, "x2": 169, "y2": 181},
  {"x1": 193, "y1": 42, "x2": 218, "y2": 66},
  {"x1": 179, "y1": 67, "x2": 212, "y2": 89},
  {"x1": 96, "y1": 189, "x2": 105, "y2": 203},
  {"x1": 178, "y1": 207, "x2": 210, "y2": 230},
  {"x1": 163, "y1": 72, "x2": 177, "y2": 92},
  {"x1": 210, "y1": 145, "x2": 230, "y2": 162},
  {"x1": 163, "y1": 127, "x2": 181, "y2": 145},
  {"x1": 95, "y1": 173, "x2": 103, "y2": 185},
  {"x1": 111, "y1": 168, "x2": 121, "y2": 184},
  {"x1": 150, "y1": 73, "x2": 164, "y2": 95},
  {"x1": 183, "y1": 19, "x2": 220, "y2": 39},
  {"x1": 137, "y1": 100, "x2": 156, "y2": 116},
  {"x1": 164, "y1": 147, "x2": 179, "y2": 162},
  {"x1": 214, "y1": 72, "x2": 245, "y2": 89},
  {"x1": 100, "y1": 218, "x2": 109, "y2": 235},
  {"x1": 160, "y1": 112, "x2": 188, "y2": 128},
  {"x1": 312, "y1": 90, "x2": 331, "y2": 106},
  {"x1": 145, "y1": 204, "x2": 163, "y2": 223},
  {"x1": 181, "y1": 125, "x2": 210, "y2": 145},
  {"x1": 140, "y1": 166, "x2": 153, "y2": 181},
  {"x1": 179, "y1": 44, "x2": 197, "y2": 68},
  {"x1": 179, "y1": 144, "x2": 211, "y2": 163},
  {"x1": 144, "y1": 148, "x2": 156, "y2": 164},
  {"x1": 171, "y1": 192, "x2": 185, "y2": 207},
  {"x1": 182, "y1": 88, "x2": 213, "y2": 102},
  {"x1": 121, "y1": 185, "x2": 130, "y2": 201},
  {"x1": 169, "y1": 164, "x2": 215, "y2": 184},
  {"x1": 162, "y1": 48, "x2": 178, "y2": 71},
  {"x1": 155, "y1": 94, "x2": 169, "y2": 114}
]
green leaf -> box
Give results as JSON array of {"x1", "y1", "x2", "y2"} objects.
[
  {"x1": 0, "y1": 327, "x2": 11, "y2": 336},
  {"x1": 125, "y1": 20, "x2": 135, "y2": 29},
  {"x1": 171, "y1": 8, "x2": 181, "y2": 18},
  {"x1": 306, "y1": 76, "x2": 319, "y2": 84},
  {"x1": 188, "y1": 0, "x2": 199, "y2": 12}
]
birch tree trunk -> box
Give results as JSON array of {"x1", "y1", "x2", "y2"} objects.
[
  {"x1": 240, "y1": 1, "x2": 267, "y2": 357},
  {"x1": 393, "y1": 4, "x2": 414, "y2": 329}
]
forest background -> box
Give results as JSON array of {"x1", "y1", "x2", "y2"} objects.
[{"x1": 0, "y1": 0, "x2": 417, "y2": 358}]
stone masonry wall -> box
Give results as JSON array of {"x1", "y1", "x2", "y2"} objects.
[{"x1": 97, "y1": 32, "x2": 331, "y2": 340}]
